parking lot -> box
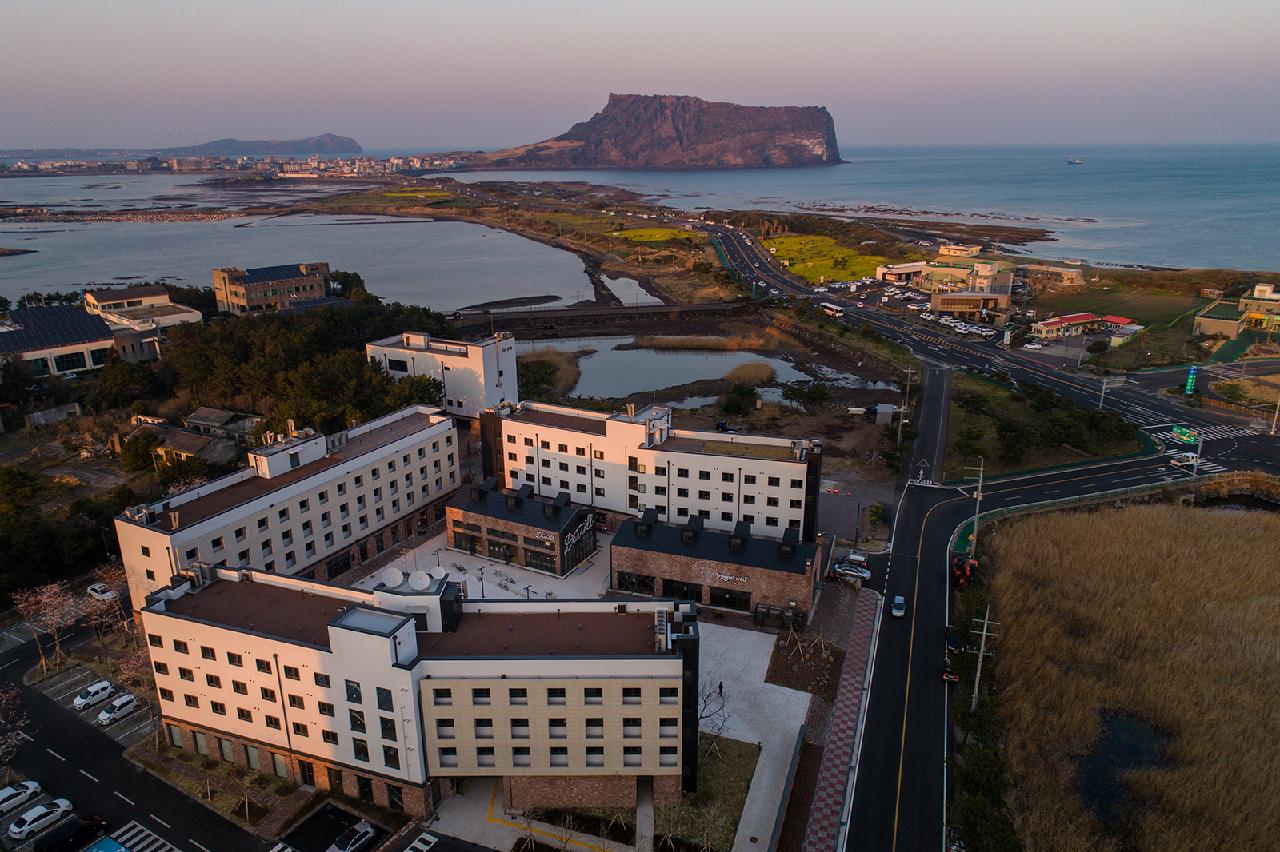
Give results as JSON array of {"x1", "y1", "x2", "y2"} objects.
[{"x1": 31, "y1": 665, "x2": 156, "y2": 750}]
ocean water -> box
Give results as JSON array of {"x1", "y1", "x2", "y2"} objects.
[
  {"x1": 453, "y1": 145, "x2": 1280, "y2": 272},
  {"x1": 0, "y1": 214, "x2": 600, "y2": 309}
]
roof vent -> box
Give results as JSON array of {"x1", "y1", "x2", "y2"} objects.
[
  {"x1": 729, "y1": 520, "x2": 751, "y2": 552},
  {"x1": 681, "y1": 515, "x2": 703, "y2": 545}
]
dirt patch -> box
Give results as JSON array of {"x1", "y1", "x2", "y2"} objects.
[
  {"x1": 776, "y1": 742, "x2": 823, "y2": 851},
  {"x1": 765, "y1": 630, "x2": 846, "y2": 704}
]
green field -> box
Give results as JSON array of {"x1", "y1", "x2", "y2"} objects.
[
  {"x1": 762, "y1": 235, "x2": 886, "y2": 284},
  {"x1": 382, "y1": 189, "x2": 452, "y2": 199},
  {"x1": 609, "y1": 227, "x2": 700, "y2": 242},
  {"x1": 1037, "y1": 289, "x2": 1204, "y2": 326}
]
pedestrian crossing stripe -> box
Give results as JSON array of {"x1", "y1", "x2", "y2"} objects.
[{"x1": 112, "y1": 821, "x2": 182, "y2": 852}]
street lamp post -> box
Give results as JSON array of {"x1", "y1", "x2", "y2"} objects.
[
  {"x1": 964, "y1": 458, "x2": 985, "y2": 557},
  {"x1": 897, "y1": 368, "x2": 917, "y2": 445}
]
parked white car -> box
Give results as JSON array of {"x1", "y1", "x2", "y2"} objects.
[
  {"x1": 8, "y1": 798, "x2": 71, "y2": 840},
  {"x1": 326, "y1": 821, "x2": 377, "y2": 852},
  {"x1": 1022, "y1": 342, "x2": 1045, "y2": 350},
  {"x1": 96, "y1": 694, "x2": 138, "y2": 726},
  {"x1": 73, "y1": 680, "x2": 115, "y2": 711},
  {"x1": 86, "y1": 583, "x2": 117, "y2": 602},
  {"x1": 0, "y1": 782, "x2": 41, "y2": 816}
]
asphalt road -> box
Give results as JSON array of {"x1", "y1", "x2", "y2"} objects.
[
  {"x1": 2, "y1": 629, "x2": 268, "y2": 852},
  {"x1": 703, "y1": 223, "x2": 1280, "y2": 851}
]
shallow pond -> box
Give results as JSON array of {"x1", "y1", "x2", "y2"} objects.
[{"x1": 1076, "y1": 711, "x2": 1170, "y2": 827}]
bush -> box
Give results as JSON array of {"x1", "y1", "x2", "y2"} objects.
[{"x1": 719, "y1": 384, "x2": 756, "y2": 416}]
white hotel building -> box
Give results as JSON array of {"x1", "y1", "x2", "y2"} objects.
[
  {"x1": 479, "y1": 402, "x2": 823, "y2": 542},
  {"x1": 115, "y1": 405, "x2": 460, "y2": 611},
  {"x1": 365, "y1": 331, "x2": 518, "y2": 420},
  {"x1": 140, "y1": 566, "x2": 699, "y2": 818}
]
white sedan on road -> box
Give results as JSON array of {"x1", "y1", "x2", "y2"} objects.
[
  {"x1": 86, "y1": 583, "x2": 117, "y2": 602},
  {"x1": 8, "y1": 798, "x2": 71, "y2": 840}
]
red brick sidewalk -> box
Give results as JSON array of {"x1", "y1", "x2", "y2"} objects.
[{"x1": 803, "y1": 589, "x2": 882, "y2": 852}]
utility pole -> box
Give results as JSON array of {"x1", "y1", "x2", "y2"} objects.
[
  {"x1": 1193, "y1": 433, "x2": 1204, "y2": 477},
  {"x1": 897, "y1": 368, "x2": 917, "y2": 445},
  {"x1": 969, "y1": 605, "x2": 999, "y2": 713},
  {"x1": 1099, "y1": 376, "x2": 1124, "y2": 410},
  {"x1": 1271, "y1": 393, "x2": 1280, "y2": 436},
  {"x1": 964, "y1": 458, "x2": 984, "y2": 557}
]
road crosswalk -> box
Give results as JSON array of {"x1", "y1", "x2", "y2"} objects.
[
  {"x1": 1147, "y1": 424, "x2": 1258, "y2": 443},
  {"x1": 112, "y1": 820, "x2": 182, "y2": 852}
]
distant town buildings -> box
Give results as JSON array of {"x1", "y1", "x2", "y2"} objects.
[
  {"x1": 84, "y1": 284, "x2": 203, "y2": 360},
  {"x1": 212, "y1": 262, "x2": 331, "y2": 314},
  {"x1": 365, "y1": 331, "x2": 518, "y2": 419},
  {"x1": 1013, "y1": 263, "x2": 1087, "y2": 292},
  {"x1": 938, "y1": 243, "x2": 982, "y2": 258},
  {"x1": 876, "y1": 260, "x2": 1013, "y2": 294},
  {"x1": 478, "y1": 401, "x2": 823, "y2": 541},
  {"x1": 1030, "y1": 313, "x2": 1139, "y2": 340},
  {"x1": 114, "y1": 405, "x2": 460, "y2": 610}
]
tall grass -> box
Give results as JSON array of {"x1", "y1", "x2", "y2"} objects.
[
  {"x1": 723, "y1": 362, "x2": 775, "y2": 386},
  {"x1": 988, "y1": 504, "x2": 1280, "y2": 850},
  {"x1": 630, "y1": 334, "x2": 769, "y2": 351}
]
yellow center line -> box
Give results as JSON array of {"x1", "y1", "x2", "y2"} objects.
[{"x1": 486, "y1": 778, "x2": 611, "y2": 852}]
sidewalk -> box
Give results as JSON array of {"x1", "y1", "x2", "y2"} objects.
[{"x1": 803, "y1": 590, "x2": 882, "y2": 852}]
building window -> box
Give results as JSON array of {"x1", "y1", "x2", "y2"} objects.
[
  {"x1": 549, "y1": 719, "x2": 567, "y2": 740},
  {"x1": 353, "y1": 739, "x2": 369, "y2": 762},
  {"x1": 744, "y1": 475, "x2": 756, "y2": 485},
  {"x1": 660, "y1": 687, "x2": 679, "y2": 705},
  {"x1": 586, "y1": 718, "x2": 604, "y2": 739},
  {"x1": 586, "y1": 746, "x2": 605, "y2": 768},
  {"x1": 383, "y1": 746, "x2": 400, "y2": 770},
  {"x1": 433, "y1": 688, "x2": 452, "y2": 706},
  {"x1": 476, "y1": 746, "x2": 495, "y2": 768},
  {"x1": 439, "y1": 747, "x2": 458, "y2": 768},
  {"x1": 349, "y1": 710, "x2": 366, "y2": 733},
  {"x1": 147, "y1": 634, "x2": 162, "y2": 648},
  {"x1": 623, "y1": 746, "x2": 643, "y2": 767},
  {"x1": 550, "y1": 746, "x2": 569, "y2": 768},
  {"x1": 237, "y1": 708, "x2": 252, "y2": 722},
  {"x1": 472, "y1": 688, "x2": 490, "y2": 706},
  {"x1": 509, "y1": 687, "x2": 527, "y2": 705},
  {"x1": 380, "y1": 717, "x2": 396, "y2": 741},
  {"x1": 200, "y1": 646, "x2": 215, "y2": 660},
  {"x1": 768, "y1": 476, "x2": 780, "y2": 487},
  {"x1": 623, "y1": 718, "x2": 642, "y2": 738},
  {"x1": 376, "y1": 687, "x2": 393, "y2": 712},
  {"x1": 265, "y1": 716, "x2": 281, "y2": 730},
  {"x1": 172, "y1": 640, "x2": 188, "y2": 654},
  {"x1": 314, "y1": 673, "x2": 330, "y2": 688},
  {"x1": 205, "y1": 674, "x2": 221, "y2": 689},
  {"x1": 153, "y1": 662, "x2": 169, "y2": 676},
  {"x1": 513, "y1": 746, "x2": 531, "y2": 768},
  {"x1": 288, "y1": 695, "x2": 304, "y2": 710},
  {"x1": 322, "y1": 731, "x2": 339, "y2": 745},
  {"x1": 660, "y1": 718, "x2": 679, "y2": 738},
  {"x1": 255, "y1": 659, "x2": 271, "y2": 675},
  {"x1": 345, "y1": 680, "x2": 362, "y2": 704},
  {"x1": 293, "y1": 723, "x2": 308, "y2": 737},
  {"x1": 283, "y1": 665, "x2": 299, "y2": 681},
  {"x1": 158, "y1": 688, "x2": 174, "y2": 702},
  {"x1": 141, "y1": 545, "x2": 151, "y2": 558},
  {"x1": 660, "y1": 745, "x2": 679, "y2": 767},
  {"x1": 622, "y1": 687, "x2": 642, "y2": 705},
  {"x1": 547, "y1": 687, "x2": 566, "y2": 706},
  {"x1": 232, "y1": 681, "x2": 247, "y2": 695},
  {"x1": 584, "y1": 687, "x2": 603, "y2": 705},
  {"x1": 212, "y1": 701, "x2": 227, "y2": 716},
  {"x1": 260, "y1": 687, "x2": 276, "y2": 702},
  {"x1": 474, "y1": 718, "x2": 493, "y2": 740}
]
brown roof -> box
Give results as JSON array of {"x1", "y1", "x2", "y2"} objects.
[
  {"x1": 160, "y1": 578, "x2": 351, "y2": 648},
  {"x1": 508, "y1": 408, "x2": 607, "y2": 436},
  {"x1": 160, "y1": 430, "x2": 214, "y2": 456},
  {"x1": 655, "y1": 434, "x2": 798, "y2": 462},
  {"x1": 152, "y1": 411, "x2": 438, "y2": 531},
  {"x1": 421, "y1": 612, "x2": 659, "y2": 658}
]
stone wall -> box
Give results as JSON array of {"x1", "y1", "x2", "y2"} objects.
[{"x1": 503, "y1": 774, "x2": 639, "y2": 813}]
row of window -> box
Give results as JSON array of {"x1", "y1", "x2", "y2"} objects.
[
  {"x1": 434, "y1": 716, "x2": 679, "y2": 740},
  {"x1": 431, "y1": 685, "x2": 678, "y2": 707},
  {"x1": 159, "y1": 692, "x2": 403, "y2": 769},
  {"x1": 438, "y1": 744, "x2": 677, "y2": 769}
]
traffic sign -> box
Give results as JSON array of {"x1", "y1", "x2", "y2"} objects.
[
  {"x1": 1171, "y1": 426, "x2": 1197, "y2": 444},
  {"x1": 1184, "y1": 366, "x2": 1198, "y2": 395}
]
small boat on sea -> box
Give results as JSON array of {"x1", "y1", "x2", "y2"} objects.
[{"x1": 1067, "y1": 158, "x2": 1084, "y2": 165}]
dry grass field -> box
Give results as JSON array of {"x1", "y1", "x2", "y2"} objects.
[
  {"x1": 722, "y1": 362, "x2": 775, "y2": 386},
  {"x1": 987, "y1": 504, "x2": 1280, "y2": 851}
]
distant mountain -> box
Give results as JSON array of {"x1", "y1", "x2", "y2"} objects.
[
  {"x1": 0, "y1": 133, "x2": 362, "y2": 159},
  {"x1": 463, "y1": 94, "x2": 841, "y2": 170}
]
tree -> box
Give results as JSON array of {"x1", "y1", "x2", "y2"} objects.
[
  {"x1": 89, "y1": 356, "x2": 157, "y2": 410},
  {"x1": 0, "y1": 685, "x2": 29, "y2": 784},
  {"x1": 93, "y1": 562, "x2": 131, "y2": 628},
  {"x1": 331, "y1": 270, "x2": 376, "y2": 303},
  {"x1": 12, "y1": 582, "x2": 77, "y2": 672},
  {"x1": 782, "y1": 382, "x2": 832, "y2": 411},
  {"x1": 1087, "y1": 339, "x2": 1110, "y2": 354},
  {"x1": 719, "y1": 384, "x2": 755, "y2": 416}
]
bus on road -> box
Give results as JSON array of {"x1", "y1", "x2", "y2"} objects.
[{"x1": 820, "y1": 302, "x2": 845, "y2": 318}]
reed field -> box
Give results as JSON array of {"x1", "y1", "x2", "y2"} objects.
[
  {"x1": 722, "y1": 362, "x2": 776, "y2": 386},
  {"x1": 987, "y1": 504, "x2": 1280, "y2": 851},
  {"x1": 629, "y1": 334, "x2": 772, "y2": 351}
]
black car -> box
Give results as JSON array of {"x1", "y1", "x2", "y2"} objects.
[{"x1": 33, "y1": 815, "x2": 107, "y2": 852}]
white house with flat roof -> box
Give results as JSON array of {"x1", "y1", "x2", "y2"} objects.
[
  {"x1": 115, "y1": 405, "x2": 460, "y2": 610},
  {"x1": 479, "y1": 401, "x2": 823, "y2": 542},
  {"x1": 366, "y1": 331, "x2": 517, "y2": 419}
]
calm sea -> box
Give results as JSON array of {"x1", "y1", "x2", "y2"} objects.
[{"x1": 453, "y1": 145, "x2": 1280, "y2": 272}]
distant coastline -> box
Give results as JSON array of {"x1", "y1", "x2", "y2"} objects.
[{"x1": 0, "y1": 247, "x2": 37, "y2": 257}]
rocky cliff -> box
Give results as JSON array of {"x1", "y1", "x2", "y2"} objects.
[{"x1": 478, "y1": 94, "x2": 841, "y2": 169}]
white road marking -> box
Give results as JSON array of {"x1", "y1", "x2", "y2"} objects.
[
  {"x1": 114, "y1": 791, "x2": 135, "y2": 805},
  {"x1": 151, "y1": 814, "x2": 172, "y2": 829},
  {"x1": 190, "y1": 841, "x2": 213, "y2": 852},
  {"x1": 78, "y1": 769, "x2": 99, "y2": 783},
  {"x1": 46, "y1": 747, "x2": 66, "y2": 761}
]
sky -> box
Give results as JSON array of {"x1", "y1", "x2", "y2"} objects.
[{"x1": 3, "y1": 0, "x2": 1279, "y2": 150}]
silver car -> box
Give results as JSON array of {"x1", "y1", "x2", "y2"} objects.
[{"x1": 891, "y1": 595, "x2": 907, "y2": 618}]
